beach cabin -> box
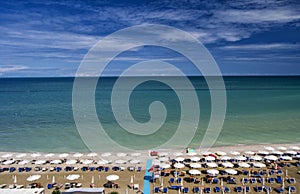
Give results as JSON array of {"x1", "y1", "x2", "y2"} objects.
[{"x1": 62, "y1": 188, "x2": 105, "y2": 194}]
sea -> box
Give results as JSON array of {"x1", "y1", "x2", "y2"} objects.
[{"x1": 0, "y1": 76, "x2": 299, "y2": 153}]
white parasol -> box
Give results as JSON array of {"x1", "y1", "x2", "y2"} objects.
[
  {"x1": 187, "y1": 152, "x2": 197, "y2": 156},
  {"x1": 285, "y1": 150, "x2": 297, "y2": 155},
  {"x1": 244, "y1": 151, "x2": 255, "y2": 155},
  {"x1": 207, "y1": 169, "x2": 219, "y2": 176},
  {"x1": 238, "y1": 162, "x2": 250, "y2": 168},
  {"x1": 277, "y1": 146, "x2": 287, "y2": 151},
  {"x1": 258, "y1": 150, "x2": 269, "y2": 155},
  {"x1": 159, "y1": 157, "x2": 169, "y2": 162},
  {"x1": 206, "y1": 162, "x2": 218, "y2": 168},
  {"x1": 18, "y1": 160, "x2": 30, "y2": 165},
  {"x1": 44, "y1": 153, "x2": 55, "y2": 158},
  {"x1": 115, "y1": 159, "x2": 126, "y2": 164},
  {"x1": 189, "y1": 169, "x2": 201, "y2": 175},
  {"x1": 2, "y1": 153, "x2": 13, "y2": 158},
  {"x1": 204, "y1": 156, "x2": 215, "y2": 161},
  {"x1": 272, "y1": 151, "x2": 283, "y2": 155},
  {"x1": 190, "y1": 163, "x2": 201, "y2": 168},
  {"x1": 59, "y1": 153, "x2": 69, "y2": 158},
  {"x1": 16, "y1": 153, "x2": 27, "y2": 158},
  {"x1": 253, "y1": 162, "x2": 266, "y2": 168},
  {"x1": 281, "y1": 156, "x2": 293, "y2": 161},
  {"x1": 35, "y1": 160, "x2": 46, "y2": 165},
  {"x1": 230, "y1": 151, "x2": 240, "y2": 155},
  {"x1": 264, "y1": 155, "x2": 278, "y2": 161},
  {"x1": 73, "y1": 153, "x2": 83, "y2": 158},
  {"x1": 173, "y1": 152, "x2": 183, "y2": 156},
  {"x1": 87, "y1": 153, "x2": 98, "y2": 157},
  {"x1": 190, "y1": 156, "x2": 201, "y2": 162},
  {"x1": 250, "y1": 156, "x2": 262, "y2": 161},
  {"x1": 129, "y1": 159, "x2": 140, "y2": 164},
  {"x1": 97, "y1": 160, "x2": 109, "y2": 165},
  {"x1": 158, "y1": 152, "x2": 168, "y2": 157},
  {"x1": 234, "y1": 156, "x2": 247, "y2": 161},
  {"x1": 222, "y1": 162, "x2": 234, "y2": 168},
  {"x1": 66, "y1": 159, "x2": 77, "y2": 165},
  {"x1": 117, "y1": 153, "x2": 127, "y2": 157},
  {"x1": 225, "y1": 169, "x2": 238, "y2": 175},
  {"x1": 175, "y1": 157, "x2": 185, "y2": 162},
  {"x1": 106, "y1": 174, "x2": 119, "y2": 181},
  {"x1": 31, "y1": 153, "x2": 41, "y2": 158},
  {"x1": 101, "y1": 152, "x2": 111, "y2": 157},
  {"x1": 50, "y1": 160, "x2": 62, "y2": 164},
  {"x1": 3, "y1": 160, "x2": 15, "y2": 165},
  {"x1": 220, "y1": 156, "x2": 231, "y2": 161},
  {"x1": 160, "y1": 163, "x2": 171, "y2": 169},
  {"x1": 174, "y1": 163, "x2": 185, "y2": 169},
  {"x1": 82, "y1": 159, "x2": 93, "y2": 165},
  {"x1": 216, "y1": 151, "x2": 227, "y2": 156},
  {"x1": 27, "y1": 175, "x2": 41, "y2": 181},
  {"x1": 131, "y1": 153, "x2": 141, "y2": 157},
  {"x1": 66, "y1": 174, "x2": 80, "y2": 181},
  {"x1": 264, "y1": 146, "x2": 275, "y2": 151}
]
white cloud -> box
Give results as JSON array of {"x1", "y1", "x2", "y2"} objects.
[
  {"x1": 220, "y1": 43, "x2": 299, "y2": 50},
  {"x1": 0, "y1": 65, "x2": 28, "y2": 73}
]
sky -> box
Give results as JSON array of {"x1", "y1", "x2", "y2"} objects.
[{"x1": 0, "y1": 0, "x2": 299, "y2": 77}]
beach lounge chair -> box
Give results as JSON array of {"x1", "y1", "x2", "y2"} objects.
[
  {"x1": 163, "y1": 187, "x2": 168, "y2": 193},
  {"x1": 169, "y1": 178, "x2": 175, "y2": 183},
  {"x1": 268, "y1": 177, "x2": 275, "y2": 183},
  {"x1": 235, "y1": 187, "x2": 243, "y2": 192},
  {"x1": 223, "y1": 186, "x2": 230, "y2": 193},
  {"x1": 257, "y1": 177, "x2": 263, "y2": 183},
  {"x1": 137, "y1": 166, "x2": 142, "y2": 172},
  {"x1": 104, "y1": 166, "x2": 109, "y2": 172},
  {"x1": 243, "y1": 170, "x2": 249, "y2": 175},
  {"x1": 154, "y1": 187, "x2": 160, "y2": 193},
  {"x1": 242, "y1": 178, "x2": 249, "y2": 184},
  {"x1": 47, "y1": 184, "x2": 53, "y2": 189},
  {"x1": 277, "y1": 169, "x2": 283, "y2": 174},
  {"x1": 9, "y1": 167, "x2": 16, "y2": 172},
  {"x1": 227, "y1": 178, "x2": 237, "y2": 184},
  {"x1": 112, "y1": 166, "x2": 119, "y2": 171},
  {"x1": 193, "y1": 187, "x2": 200, "y2": 193},
  {"x1": 250, "y1": 178, "x2": 256, "y2": 183},
  {"x1": 245, "y1": 186, "x2": 250, "y2": 192},
  {"x1": 56, "y1": 167, "x2": 62, "y2": 172},
  {"x1": 255, "y1": 186, "x2": 263, "y2": 192},
  {"x1": 0, "y1": 184, "x2": 7, "y2": 189},
  {"x1": 288, "y1": 178, "x2": 296, "y2": 184},
  {"x1": 286, "y1": 186, "x2": 296, "y2": 193},
  {"x1": 274, "y1": 187, "x2": 284, "y2": 193},
  {"x1": 133, "y1": 184, "x2": 139, "y2": 190},
  {"x1": 276, "y1": 176, "x2": 282, "y2": 183},
  {"x1": 183, "y1": 187, "x2": 189, "y2": 193},
  {"x1": 214, "y1": 186, "x2": 220, "y2": 192},
  {"x1": 269, "y1": 170, "x2": 275, "y2": 175},
  {"x1": 204, "y1": 187, "x2": 211, "y2": 193},
  {"x1": 89, "y1": 167, "x2": 95, "y2": 171}
]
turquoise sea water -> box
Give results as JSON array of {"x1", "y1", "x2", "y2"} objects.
[{"x1": 0, "y1": 76, "x2": 299, "y2": 152}]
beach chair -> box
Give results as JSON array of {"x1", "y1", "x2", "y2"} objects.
[
  {"x1": 235, "y1": 187, "x2": 243, "y2": 192},
  {"x1": 242, "y1": 178, "x2": 249, "y2": 184},
  {"x1": 177, "y1": 177, "x2": 182, "y2": 183},
  {"x1": 212, "y1": 178, "x2": 219, "y2": 184},
  {"x1": 288, "y1": 178, "x2": 296, "y2": 184},
  {"x1": 104, "y1": 166, "x2": 109, "y2": 172},
  {"x1": 223, "y1": 186, "x2": 230, "y2": 193},
  {"x1": 255, "y1": 186, "x2": 263, "y2": 192},
  {"x1": 204, "y1": 187, "x2": 211, "y2": 193},
  {"x1": 263, "y1": 186, "x2": 272, "y2": 192},
  {"x1": 112, "y1": 166, "x2": 119, "y2": 171},
  {"x1": 56, "y1": 167, "x2": 62, "y2": 172},
  {"x1": 0, "y1": 184, "x2": 7, "y2": 189},
  {"x1": 169, "y1": 178, "x2": 175, "y2": 183},
  {"x1": 250, "y1": 178, "x2": 256, "y2": 183},
  {"x1": 245, "y1": 186, "x2": 250, "y2": 192},
  {"x1": 274, "y1": 187, "x2": 284, "y2": 193},
  {"x1": 269, "y1": 170, "x2": 275, "y2": 175},
  {"x1": 154, "y1": 187, "x2": 160, "y2": 193},
  {"x1": 193, "y1": 187, "x2": 200, "y2": 193},
  {"x1": 137, "y1": 166, "x2": 142, "y2": 172},
  {"x1": 9, "y1": 167, "x2": 16, "y2": 172},
  {"x1": 268, "y1": 177, "x2": 275, "y2": 183},
  {"x1": 183, "y1": 187, "x2": 189, "y2": 193},
  {"x1": 162, "y1": 187, "x2": 168, "y2": 193},
  {"x1": 97, "y1": 166, "x2": 104, "y2": 171},
  {"x1": 277, "y1": 169, "x2": 283, "y2": 174},
  {"x1": 25, "y1": 167, "x2": 32, "y2": 172},
  {"x1": 276, "y1": 176, "x2": 282, "y2": 183},
  {"x1": 89, "y1": 167, "x2": 95, "y2": 171},
  {"x1": 257, "y1": 177, "x2": 263, "y2": 183},
  {"x1": 286, "y1": 186, "x2": 296, "y2": 193},
  {"x1": 227, "y1": 178, "x2": 237, "y2": 184},
  {"x1": 47, "y1": 184, "x2": 53, "y2": 189},
  {"x1": 214, "y1": 186, "x2": 220, "y2": 192}
]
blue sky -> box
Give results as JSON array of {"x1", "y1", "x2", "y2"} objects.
[{"x1": 0, "y1": 0, "x2": 299, "y2": 77}]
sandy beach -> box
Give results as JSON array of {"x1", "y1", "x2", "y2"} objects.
[{"x1": 0, "y1": 143, "x2": 299, "y2": 194}]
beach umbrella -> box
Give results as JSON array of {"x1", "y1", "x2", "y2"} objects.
[
  {"x1": 66, "y1": 174, "x2": 80, "y2": 181},
  {"x1": 264, "y1": 146, "x2": 275, "y2": 151},
  {"x1": 253, "y1": 162, "x2": 266, "y2": 168},
  {"x1": 159, "y1": 157, "x2": 169, "y2": 162},
  {"x1": 66, "y1": 159, "x2": 77, "y2": 165},
  {"x1": 277, "y1": 146, "x2": 287, "y2": 151},
  {"x1": 52, "y1": 176, "x2": 55, "y2": 184},
  {"x1": 202, "y1": 152, "x2": 212, "y2": 156},
  {"x1": 207, "y1": 169, "x2": 219, "y2": 176},
  {"x1": 101, "y1": 152, "x2": 112, "y2": 157},
  {"x1": 264, "y1": 155, "x2": 278, "y2": 161},
  {"x1": 206, "y1": 162, "x2": 218, "y2": 168},
  {"x1": 174, "y1": 163, "x2": 185, "y2": 169},
  {"x1": 258, "y1": 150, "x2": 269, "y2": 155},
  {"x1": 216, "y1": 151, "x2": 227, "y2": 156},
  {"x1": 281, "y1": 156, "x2": 293, "y2": 161},
  {"x1": 59, "y1": 153, "x2": 69, "y2": 158},
  {"x1": 187, "y1": 152, "x2": 197, "y2": 156},
  {"x1": 27, "y1": 175, "x2": 41, "y2": 182},
  {"x1": 160, "y1": 163, "x2": 171, "y2": 169},
  {"x1": 205, "y1": 156, "x2": 215, "y2": 161},
  {"x1": 73, "y1": 153, "x2": 83, "y2": 158},
  {"x1": 290, "y1": 146, "x2": 300, "y2": 150},
  {"x1": 175, "y1": 157, "x2": 185, "y2": 162},
  {"x1": 44, "y1": 153, "x2": 55, "y2": 158},
  {"x1": 285, "y1": 150, "x2": 297, "y2": 155},
  {"x1": 230, "y1": 151, "x2": 240, "y2": 156},
  {"x1": 225, "y1": 169, "x2": 238, "y2": 175},
  {"x1": 130, "y1": 153, "x2": 141, "y2": 157},
  {"x1": 295, "y1": 154, "x2": 300, "y2": 159},
  {"x1": 173, "y1": 152, "x2": 183, "y2": 156},
  {"x1": 2, "y1": 153, "x2": 13, "y2": 158},
  {"x1": 18, "y1": 160, "x2": 30, "y2": 165},
  {"x1": 82, "y1": 159, "x2": 93, "y2": 165},
  {"x1": 158, "y1": 152, "x2": 168, "y2": 157},
  {"x1": 222, "y1": 162, "x2": 234, "y2": 168},
  {"x1": 234, "y1": 156, "x2": 247, "y2": 161},
  {"x1": 220, "y1": 156, "x2": 231, "y2": 161},
  {"x1": 97, "y1": 159, "x2": 109, "y2": 165},
  {"x1": 115, "y1": 159, "x2": 126, "y2": 164},
  {"x1": 238, "y1": 162, "x2": 250, "y2": 168},
  {"x1": 16, "y1": 153, "x2": 27, "y2": 158},
  {"x1": 35, "y1": 160, "x2": 46, "y2": 165},
  {"x1": 129, "y1": 159, "x2": 140, "y2": 164},
  {"x1": 3, "y1": 160, "x2": 15, "y2": 165},
  {"x1": 244, "y1": 151, "x2": 255, "y2": 155},
  {"x1": 189, "y1": 163, "x2": 201, "y2": 168},
  {"x1": 272, "y1": 151, "x2": 283, "y2": 155},
  {"x1": 117, "y1": 153, "x2": 127, "y2": 157},
  {"x1": 190, "y1": 156, "x2": 201, "y2": 162},
  {"x1": 250, "y1": 156, "x2": 262, "y2": 161},
  {"x1": 189, "y1": 169, "x2": 201, "y2": 175},
  {"x1": 87, "y1": 153, "x2": 98, "y2": 157},
  {"x1": 106, "y1": 174, "x2": 119, "y2": 181},
  {"x1": 50, "y1": 160, "x2": 62, "y2": 164}
]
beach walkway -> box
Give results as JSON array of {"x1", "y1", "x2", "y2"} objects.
[{"x1": 143, "y1": 159, "x2": 152, "y2": 194}]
